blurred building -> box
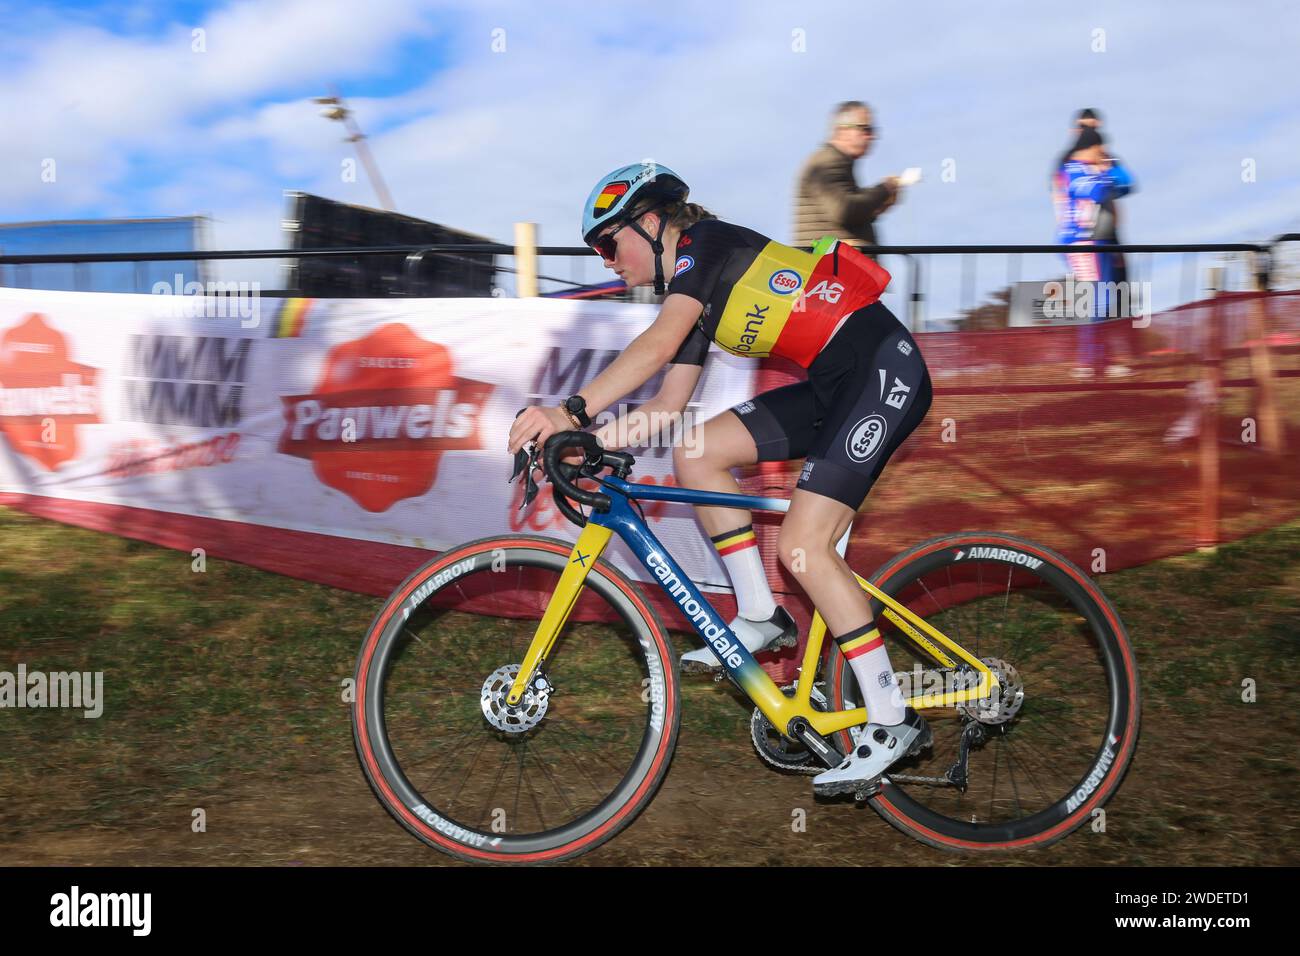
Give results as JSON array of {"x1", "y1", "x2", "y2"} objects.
[{"x1": 0, "y1": 216, "x2": 206, "y2": 293}]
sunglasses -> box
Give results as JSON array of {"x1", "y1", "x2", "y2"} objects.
[
  {"x1": 590, "y1": 221, "x2": 631, "y2": 262},
  {"x1": 840, "y1": 122, "x2": 876, "y2": 135}
]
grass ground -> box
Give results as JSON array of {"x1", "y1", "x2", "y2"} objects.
[{"x1": 0, "y1": 505, "x2": 1297, "y2": 866}]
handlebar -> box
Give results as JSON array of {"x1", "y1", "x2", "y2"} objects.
[{"x1": 542, "y1": 431, "x2": 635, "y2": 527}]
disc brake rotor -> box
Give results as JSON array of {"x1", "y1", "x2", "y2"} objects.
[
  {"x1": 957, "y1": 657, "x2": 1025, "y2": 725},
  {"x1": 481, "y1": 664, "x2": 551, "y2": 733}
]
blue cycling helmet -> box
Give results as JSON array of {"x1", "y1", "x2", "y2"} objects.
[{"x1": 581, "y1": 162, "x2": 690, "y2": 294}]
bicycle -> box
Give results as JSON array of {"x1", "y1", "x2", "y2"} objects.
[{"x1": 352, "y1": 430, "x2": 1140, "y2": 863}]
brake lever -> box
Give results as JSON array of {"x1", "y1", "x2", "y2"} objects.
[
  {"x1": 510, "y1": 443, "x2": 542, "y2": 511},
  {"x1": 509, "y1": 408, "x2": 543, "y2": 511},
  {"x1": 522, "y1": 446, "x2": 541, "y2": 510},
  {"x1": 510, "y1": 445, "x2": 530, "y2": 483},
  {"x1": 510, "y1": 408, "x2": 530, "y2": 482}
]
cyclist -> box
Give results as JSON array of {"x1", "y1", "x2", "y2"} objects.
[{"x1": 507, "y1": 162, "x2": 934, "y2": 796}]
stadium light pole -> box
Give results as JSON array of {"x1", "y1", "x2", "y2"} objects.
[{"x1": 313, "y1": 86, "x2": 397, "y2": 211}]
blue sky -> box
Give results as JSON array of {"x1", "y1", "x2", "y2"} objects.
[{"x1": 2, "y1": 0, "x2": 1298, "y2": 316}]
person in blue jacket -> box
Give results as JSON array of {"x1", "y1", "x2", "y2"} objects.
[{"x1": 1052, "y1": 126, "x2": 1137, "y2": 377}]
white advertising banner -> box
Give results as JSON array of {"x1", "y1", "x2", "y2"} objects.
[{"x1": 0, "y1": 289, "x2": 759, "y2": 590}]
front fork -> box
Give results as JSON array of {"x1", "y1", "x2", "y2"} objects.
[{"x1": 506, "y1": 522, "x2": 614, "y2": 707}]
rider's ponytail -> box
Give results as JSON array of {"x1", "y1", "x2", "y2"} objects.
[{"x1": 658, "y1": 200, "x2": 717, "y2": 232}]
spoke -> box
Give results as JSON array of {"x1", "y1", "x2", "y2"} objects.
[
  {"x1": 517, "y1": 737, "x2": 549, "y2": 832},
  {"x1": 987, "y1": 728, "x2": 1000, "y2": 822},
  {"x1": 395, "y1": 718, "x2": 485, "y2": 774},
  {"x1": 1022, "y1": 705, "x2": 1109, "y2": 739},
  {"x1": 528, "y1": 742, "x2": 578, "y2": 817},
  {"x1": 1001, "y1": 735, "x2": 1055, "y2": 806},
  {"x1": 512, "y1": 738, "x2": 526, "y2": 827},
  {"x1": 548, "y1": 720, "x2": 639, "y2": 779},
  {"x1": 996, "y1": 737, "x2": 1028, "y2": 819},
  {"x1": 512, "y1": 565, "x2": 522, "y2": 659},
  {"x1": 440, "y1": 732, "x2": 495, "y2": 817},
  {"x1": 997, "y1": 731, "x2": 1079, "y2": 787},
  {"x1": 545, "y1": 725, "x2": 617, "y2": 805},
  {"x1": 917, "y1": 576, "x2": 946, "y2": 619},
  {"x1": 476, "y1": 744, "x2": 513, "y2": 830}
]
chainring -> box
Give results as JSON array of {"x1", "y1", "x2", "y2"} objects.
[{"x1": 750, "y1": 683, "x2": 830, "y2": 774}]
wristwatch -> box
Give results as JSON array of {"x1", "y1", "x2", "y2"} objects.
[{"x1": 562, "y1": 394, "x2": 592, "y2": 428}]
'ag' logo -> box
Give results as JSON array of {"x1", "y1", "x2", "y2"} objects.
[
  {"x1": 846, "y1": 414, "x2": 888, "y2": 462},
  {"x1": 768, "y1": 269, "x2": 802, "y2": 295},
  {"x1": 806, "y1": 280, "x2": 844, "y2": 303}
]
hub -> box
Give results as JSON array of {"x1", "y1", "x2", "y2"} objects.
[
  {"x1": 958, "y1": 657, "x2": 1024, "y2": 726},
  {"x1": 481, "y1": 664, "x2": 550, "y2": 733}
]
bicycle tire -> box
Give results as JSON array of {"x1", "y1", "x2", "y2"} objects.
[
  {"x1": 352, "y1": 533, "x2": 680, "y2": 864},
  {"x1": 827, "y1": 531, "x2": 1141, "y2": 851}
]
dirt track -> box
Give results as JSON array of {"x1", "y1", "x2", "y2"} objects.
[
  {"x1": 3, "y1": 675, "x2": 1294, "y2": 868},
  {"x1": 2, "y1": 509, "x2": 1297, "y2": 867}
]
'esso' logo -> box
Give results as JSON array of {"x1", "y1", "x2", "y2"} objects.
[
  {"x1": 674, "y1": 255, "x2": 694, "y2": 276},
  {"x1": 846, "y1": 415, "x2": 888, "y2": 462},
  {"x1": 768, "y1": 269, "x2": 802, "y2": 295}
]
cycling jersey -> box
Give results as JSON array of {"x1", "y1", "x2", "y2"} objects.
[
  {"x1": 666, "y1": 219, "x2": 890, "y2": 368},
  {"x1": 1052, "y1": 159, "x2": 1135, "y2": 245}
]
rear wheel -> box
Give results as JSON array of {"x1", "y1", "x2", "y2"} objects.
[
  {"x1": 353, "y1": 534, "x2": 679, "y2": 863},
  {"x1": 828, "y1": 532, "x2": 1140, "y2": 850}
]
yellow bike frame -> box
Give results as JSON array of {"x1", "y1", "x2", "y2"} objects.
[{"x1": 508, "y1": 519, "x2": 999, "y2": 741}]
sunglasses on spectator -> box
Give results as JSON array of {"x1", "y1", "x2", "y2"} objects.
[
  {"x1": 840, "y1": 123, "x2": 876, "y2": 135},
  {"x1": 590, "y1": 221, "x2": 630, "y2": 261}
]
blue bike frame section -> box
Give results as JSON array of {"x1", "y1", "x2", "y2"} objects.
[
  {"x1": 597, "y1": 476, "x2": 792, "y2": 516},
  {"x1": 584, "y1": 479, "x2": 767, "y2": 685}
]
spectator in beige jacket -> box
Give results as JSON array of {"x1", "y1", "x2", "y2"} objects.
[{"x1": 793, "y1": 101, "x2": 900, "y2": 252}]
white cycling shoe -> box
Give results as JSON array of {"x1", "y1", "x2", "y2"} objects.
[
  {"x1": 813, "y1": 707, "x2": 933, "y2": 799},
  {"x1": 680, "y1": 606, "x2": 798, "y2": 673}
]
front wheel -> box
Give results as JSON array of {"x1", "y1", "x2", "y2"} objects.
[
  {"x1": 828, "y1": 532, "x2": 1141, "y2": 851},
  {"x1": 353, "y1": 534, "x2": 680, "y2": 864}
]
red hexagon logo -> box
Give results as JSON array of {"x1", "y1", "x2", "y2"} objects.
[
  {"x1": 278, "y1": 323, "x2": 494, "y2": 512},
  {"x1": 0, "y1": 313, "x2": 102, "y2": 470}
]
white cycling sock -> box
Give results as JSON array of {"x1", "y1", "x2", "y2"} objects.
[
  {"x1": 835, "y1": 621, "x2": 906, "y2": 726},
  {"x1": 710, "y1": 524, "x2": 776, "y2": 621}
]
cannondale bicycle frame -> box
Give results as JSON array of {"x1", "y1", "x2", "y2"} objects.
[{"x1": 505, "y1": 478, "x2": 1000, "y2": 756}]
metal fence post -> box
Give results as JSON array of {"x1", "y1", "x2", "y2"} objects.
[
  {"x1": 1246, "y1": 250, "x2": 1284, "y2": 454},
  {"x1": 514, "y1": 222, "x2": 538, "y2": 298},
  {"x1": 1197, "y1": 267, "x2": 1224, "y2": 552}
]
